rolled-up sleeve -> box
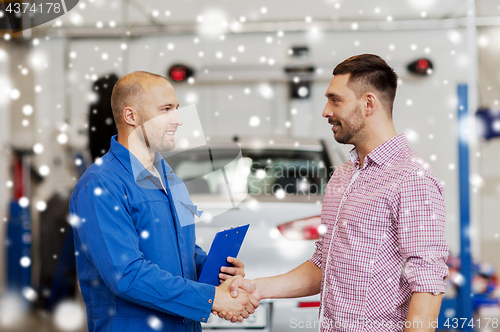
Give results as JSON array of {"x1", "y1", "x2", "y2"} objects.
[
  {"x1": 397, "y1": 168, "x2": 449, "y2": 294},
  {"x1": 70, "y1": 175, "x2": 215, "y2": 322},
  {"x1": 309, "y1": 236, "x2": 323, "y2": 269}
]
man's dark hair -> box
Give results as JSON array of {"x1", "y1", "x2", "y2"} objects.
[{"x1": 333, "y1": 54, "x2": 398, "y2": 116}]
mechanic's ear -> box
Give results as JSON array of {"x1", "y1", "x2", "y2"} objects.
[{"x1": 123, "y1": 107, "x2": 140, "y2": 127}]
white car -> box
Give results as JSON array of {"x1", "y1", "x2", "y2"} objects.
[{"x1": 164, "y1": 137, "x2": 345, "y2": 332}]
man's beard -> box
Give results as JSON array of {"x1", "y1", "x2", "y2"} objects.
[
  {"x1": 331, "y1": 105, "x2": 365, "y2": 144},
  {"x1": 140, "y1": 118, "x2": 175, "y2": 153}
]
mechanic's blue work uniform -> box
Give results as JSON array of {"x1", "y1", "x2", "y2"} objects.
[{"x1": 70, "y1": 136, "x2": 215, "y2": 332}]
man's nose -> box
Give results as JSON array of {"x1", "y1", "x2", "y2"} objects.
[
  {"x1": 322, "y1": 104, "x2": 332, "y2": 118},
  {"x1": 171, "y1": 109, "x2": 183, "y2": 126}
]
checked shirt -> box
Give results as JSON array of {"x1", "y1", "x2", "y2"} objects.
[{"x1": 309, "y1": 134, "x2": 449, "y2": 332}]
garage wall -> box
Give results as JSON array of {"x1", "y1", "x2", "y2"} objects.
[
  {"x1": 32, "y1": 38, "x2": 74, "y2": 199},
  {"x1": 0, "y1": 41, "x2": 11, "y2": 294}
]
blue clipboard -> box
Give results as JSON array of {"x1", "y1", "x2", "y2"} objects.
[{"x1": 198, "y1": 224, "x2": 249, "y2": 286}]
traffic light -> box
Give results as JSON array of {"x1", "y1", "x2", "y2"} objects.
[
  {"x1": 407, "y1": 58, "x2": 433, "y2": 76},
  {"x1": 168, "y1": 64, "x2": 194, "y2": 82}
]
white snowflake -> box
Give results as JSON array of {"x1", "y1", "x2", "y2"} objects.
[{"x1": 249, "y1": 116, "x2": 260, "y2": 127}]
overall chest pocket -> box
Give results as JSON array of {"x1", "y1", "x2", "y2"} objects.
[
  {"x1": 172, "y1": 197, "x2": 203, "y2": 227},
  {"x1": 134, "y1": 200, "x2": 173, "y2": 227}
]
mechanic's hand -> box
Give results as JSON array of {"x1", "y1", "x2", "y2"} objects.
[
  {"x1": 211, "y1": 276, "x2": 259, "y2": 323},
  {"x1": 219, "y1": 257, "x2": 245, "y2": 280},
  {"x1": 212, "y1": 277, "x2": 262, "y2": 323}
]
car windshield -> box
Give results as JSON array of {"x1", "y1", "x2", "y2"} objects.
[
  {"x1": 243, "y1": 149, "x2": 329, "y2": 196},
  {"x1": 163, "y1": 145, "x2": 331, "y2": 197}
]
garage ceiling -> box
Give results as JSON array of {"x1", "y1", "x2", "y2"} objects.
[{"x1": 47, "y1": 0, "x2": 499, "y2": 31}]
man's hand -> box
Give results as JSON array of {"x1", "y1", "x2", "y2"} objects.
[
  {"x1": 219, "y1": 257, "x2": 245, "y2": 280},
  {"x1": 213, "y1": 277, "x2": 262, "y2": 322},
  {"x1": 228, "y1": 277, "x2": 261, "y2": 300},
  {"x1": 212, "y1": 276, "x2": 259, "y2": 323},
  {"x1": 213, "y1": 261, "x2": 322, "y2": 323}
]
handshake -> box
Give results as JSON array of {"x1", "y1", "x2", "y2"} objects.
[
  {"x1": 208, "y1": 258, "x2": 323, "y2": 323},
  {"x1": 210, "y1": 257, "x2": 261, "y2": 323}
]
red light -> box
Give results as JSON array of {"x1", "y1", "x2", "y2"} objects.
[
  {"x1": 170, "y1": 66, "x2": 186, "y2": 81},
  {"x1": 418, "y1": 59, "x2": 428, "y2": 69},
  {"x1": 407, "y1": 58, "x2": 433, "y2": 76},
  {"x1": 277, "y1": 216, "x2": 323, "y2": 241},
  {"x1": 298, "y1": 301, "x2": 321, "y2": 308}
]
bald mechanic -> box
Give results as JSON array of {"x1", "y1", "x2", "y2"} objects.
[{"x1": 70, "y1": 71, "x2": 258, "y2": 332}]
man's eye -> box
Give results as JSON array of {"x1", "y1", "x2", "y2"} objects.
[{"x1": 162, "y1": 108, "x2": 169, "y2": 111}]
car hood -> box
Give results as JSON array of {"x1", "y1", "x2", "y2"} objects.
[{"x1": 193, "y1": 194, "x2": 322, "y2": 279}]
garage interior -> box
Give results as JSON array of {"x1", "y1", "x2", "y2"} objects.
[{"x1": 1, "y1": 0, "x2": 500, "y2": 331}]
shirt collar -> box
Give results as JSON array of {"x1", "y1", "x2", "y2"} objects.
[
  {"x1": 109, "y1": 135, "x2": 173, "y2": 183},
  {"x1": 349, "y1": 134, "x2": 408, "y2": 168},
  {"x1": 133, "y1": 155, "x2": 173, "y2": 182}
]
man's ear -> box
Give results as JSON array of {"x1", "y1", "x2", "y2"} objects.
[
  {"x1": 364, "y1": 93, "x2": 376, "y2": 116},
  {"x1": 123, "y1": 107, "x2": 139, "y2": 127}
]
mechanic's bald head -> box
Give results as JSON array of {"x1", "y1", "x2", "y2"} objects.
[{"x1": 111, "y1": 71, "x2": 171, "y2": 127}]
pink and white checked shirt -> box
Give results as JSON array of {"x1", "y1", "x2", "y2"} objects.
[{"x1": 309, "y1": 134, "x2": 449, "y2": 332}]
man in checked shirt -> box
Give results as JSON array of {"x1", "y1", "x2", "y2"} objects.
[{"x1": 216, "y1": 54, "x2": 450, "y2": 332}]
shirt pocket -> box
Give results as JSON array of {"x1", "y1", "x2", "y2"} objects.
[{"x1": 173, "y1": 198, "x2": 203, "y2": 227}]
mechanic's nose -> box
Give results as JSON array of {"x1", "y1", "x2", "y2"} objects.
[{"x1": 171, "y1": 109, "x2": 183, "y2": 126}]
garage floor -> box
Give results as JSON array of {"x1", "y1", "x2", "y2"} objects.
[{"x1": 1, "y1": 310, "x2": 87, "y2": 332}]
